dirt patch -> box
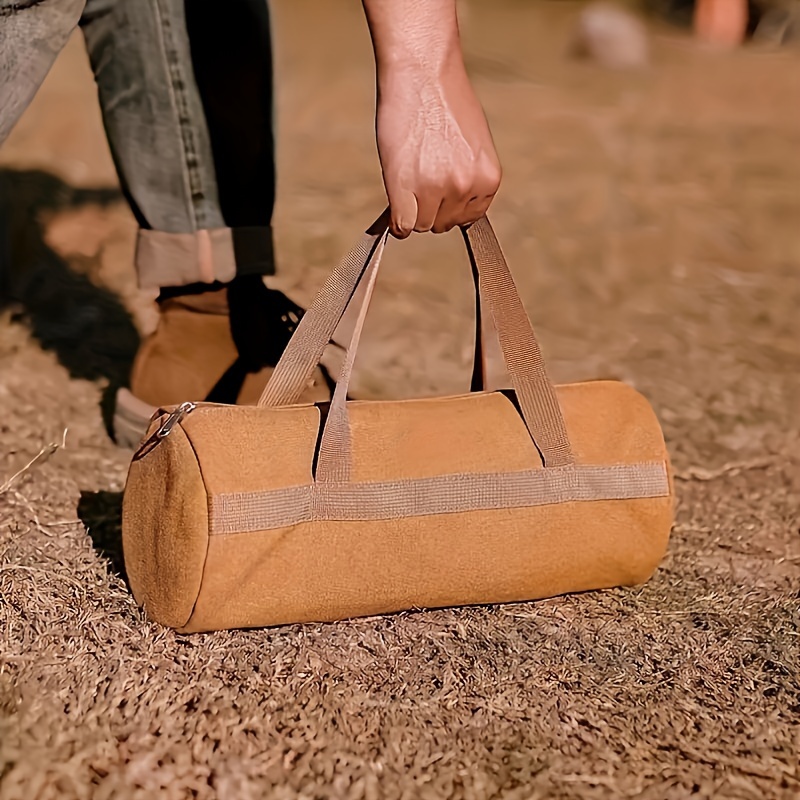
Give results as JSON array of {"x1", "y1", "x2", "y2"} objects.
[{"x1": 1, "y1": 2, "x2": 799, "y2": 798}]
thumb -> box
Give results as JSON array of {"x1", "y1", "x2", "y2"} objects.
[{"x1": 386, "y1": 185, "x2": 418, "y2": 240}]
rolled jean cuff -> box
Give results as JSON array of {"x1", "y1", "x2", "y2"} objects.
[{"x1": 135, "y1": 226, "x2": 275, "y2": 289}]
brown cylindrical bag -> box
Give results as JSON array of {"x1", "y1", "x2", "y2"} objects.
[{"x1": 122, "y1": 215, "x2": 674, "y2": 633}]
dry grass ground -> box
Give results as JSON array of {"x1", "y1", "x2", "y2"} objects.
[{"x1": 1, "y1": 2, "x2": 798, "y2": 798}]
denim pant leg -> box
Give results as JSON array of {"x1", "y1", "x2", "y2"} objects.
[
  {"x1": 0, "y1": 0, "x2": 86, "y2": 144},
  {"x1": 80, "y1": 0, "x2": 275, "y2": 289},
  {"x1": 0, "y1": 0, "x2": 276, "y2": 289},
  {"x1": 185, "y1": 0, "x2": 277, "y2": 279}
]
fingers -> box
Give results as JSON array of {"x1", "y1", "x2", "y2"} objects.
[
  {"x1": 385, "y1": 180, "x2": 443, "y2": 236},
  {"x1": 387, "y1": 187, "x2": 418, "y2": 239},
  {"x1": 385, "y1": 155, "x2": 502, "y2": 236},
  {"x1": 413, "y1": 195, "x2": 443, "y2": 233},
  {"x1": 432, "y1": 192, "x2": 493, "y2": 234},
  {"x1": 431, "y1": 157, "x2": 502, "y2": 233}
]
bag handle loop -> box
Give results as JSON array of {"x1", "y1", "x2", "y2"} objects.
[{"x1": 258, "y1": 212, "x2": 575, "y2": 479}]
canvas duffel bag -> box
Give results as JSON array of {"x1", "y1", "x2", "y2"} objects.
[{"x1": 122, "y1": 214, "x2": 674, "y2": 632}]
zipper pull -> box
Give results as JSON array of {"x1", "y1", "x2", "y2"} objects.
[{"x1": 156, "y1": 401, "x2": 197, "y2": 440}]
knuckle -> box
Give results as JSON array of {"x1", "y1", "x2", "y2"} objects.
[
  {"x1": 452, "y1": 174, "x2": 473, "y2": 198},
  {"x1": 477, "y1": 155, "x2": 502, "y2": 192},
  {"x1": 486, "y1": 163, "x2": 503, "y2": 191}
]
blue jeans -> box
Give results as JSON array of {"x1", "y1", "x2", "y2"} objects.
[{"x1": 0, "y1": 0, "x2": 276, "y2": 288}]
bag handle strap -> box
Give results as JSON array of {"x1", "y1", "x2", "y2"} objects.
[
  {"x1": 257, "y1": 211, "x2": 391, "y2": 410},
  {"x1": 462, "y1": 216, "x2": 574, "y2": 467},
  {"x1": 257, "y1": 210, "x2": 494, "y2": 406},
  {"x1": 259, "y1": 214, "x2": 575, "y2": 478}
]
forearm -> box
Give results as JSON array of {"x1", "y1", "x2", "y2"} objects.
[
  {"x1": 361, "y1": 0, "x2": 500, "y2": 236},
  {"x1": 361, "y1": 0, "x2": 464, "y2": 80}
]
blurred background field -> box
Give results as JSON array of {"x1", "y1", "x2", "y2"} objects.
[{"x1": 0, "y1": 2, "x2": 798, "y2": 798}]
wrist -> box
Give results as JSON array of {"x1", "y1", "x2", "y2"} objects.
[
  {"x1": 363, "y1": 0, "x2": 465, "y2": 83},
  {"x1": 375, "y1": 31, "x2": 461, "y2": 71},
  {"x1": 376, "y1": 42, "x2": 466, "y2": 97}
]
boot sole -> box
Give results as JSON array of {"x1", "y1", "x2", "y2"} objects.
[
  {"x1": 113, "y1": 348, "x2": 344, "y2": 450},
  {"x1": 113, "y1": 388, "x2": 158, "y2": 450}
]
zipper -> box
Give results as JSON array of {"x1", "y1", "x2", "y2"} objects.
[{"x1": 156, "y1": 401, "x2": 197, "y2": 440}]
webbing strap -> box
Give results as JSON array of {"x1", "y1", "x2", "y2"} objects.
[
  {"x1": 257, "y1": 212, "x2": 390, "y2": 408},
  {"x1": 259, "y1": 213, "x2": 575, "y2": 477},
  {"x1": 208, "y1": 462, "x2": 671, "y2": 535},
  {"x1": 463, "y1": 218, "x2": 574, "y2": 467}
]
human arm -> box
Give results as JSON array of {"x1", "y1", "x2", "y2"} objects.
[{"x1": 361, "y1": 0, "x2": 502, "y2": 238}]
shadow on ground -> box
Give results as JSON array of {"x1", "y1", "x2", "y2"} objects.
[
  {"x1": 77, "y1": 489, "x2": 126, "y2": 581},
  {"x1": 0, "y1": 169, "x2": 139, "y2": 388}
]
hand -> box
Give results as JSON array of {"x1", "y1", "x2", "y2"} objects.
[
  {"x1": 376, "y1": 57, "x2": 502, "y2": 238},
  {"x1": 362, "y1": 0, "x2": 501, "y2": 238}
]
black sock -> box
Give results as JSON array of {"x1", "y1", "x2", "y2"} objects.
[
  {"x1": 226, "y1": 274, "x2": 305, "y2": 371},
  {"x1": 156, "y1": 281, "x2": 226, "y2": 304}
]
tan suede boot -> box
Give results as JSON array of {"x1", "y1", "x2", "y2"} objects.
[{"x1": 114, "y1": 286, "x2": 334, "y2": 449}]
